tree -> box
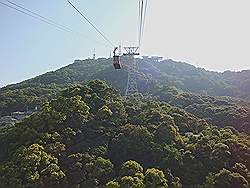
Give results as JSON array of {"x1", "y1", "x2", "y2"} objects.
[
  {"x1": 120, "y1": 176, "x2": 144, "y2": 188},
  {"x1": 232, "y1": 163, "x2": 250, "y2": 182},
  {"x1": 106, "y1": 181, "x2": 120, "y2": 188},
  {"x1": 120, "y1": 160, "x2": 144, "y2": 177},
  {"x1": 210, "y1": 143, "x2": 231, "y2": 171},
  {"x1": 144, "y1": 168, "x2": 168, "y2": 188},
  {"x1": 108, "y1": 124, "x2": 154, "y2": 166},
  {"x1": 66, "y1": 153, "x2": 113, "y2": 187},
  {"x1": 203, "y1": 169, "x2": 249, "y2": 188},
  {"x1": 154, "y1": 119, "x2": 181, "y2": 144},
  {"x1": 96, "y1": 105, "x2": 113, "y2": 121},
  {"x1": 0, "y1": 144, "x2": 66, "y2": 188}
]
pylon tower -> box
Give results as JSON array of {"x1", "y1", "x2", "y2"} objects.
[{"x1": 123, "y1": 47, "x2": 140, "y2": 96}]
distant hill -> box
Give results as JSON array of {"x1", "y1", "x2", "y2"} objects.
[
  {"x1": 2, "y1": 57, "x2": 249, "y2": 100},
  {"x1": 0, "y1": 57, "x2": 249, "y2": 134},
  {"x1": 138, "y1": 58, "x2": 250, "y2": 101}
]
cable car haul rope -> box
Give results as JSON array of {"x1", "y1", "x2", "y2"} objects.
[
  {"x1": 112, "y1": 0, "x2": 148, "y2": 69},
  {"x1": 1, "y1": 0, "x2": 148, "y2": 73},
  {"x1": 139, "y1": 0, "x2": 148, "y2": 48}
]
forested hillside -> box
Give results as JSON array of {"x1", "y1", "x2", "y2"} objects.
[
  {"x1": 150, "y1": 85, "x2": 250, "y2": 134},
  {"x1": 1, "y1": 57, "x2": 249, "y2": 134},
  {"x1": 2, "y1": 58, "x2": 249, "y2": 102},
  {"x1": 0, "y1": 80, "x2": 249, "y2": 188},
  {"x1": 0, "y1": 58, "x2": 127, "y2": 115},
  {"x1": 139, "y1": 58, "x2": 250, "y2": 100}
]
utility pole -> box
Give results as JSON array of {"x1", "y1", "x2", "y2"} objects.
[{"x1": 123, "y1": 47, "x2": 140, "y2": 96}]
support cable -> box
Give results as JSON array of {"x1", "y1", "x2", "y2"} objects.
[
  {"x1": 5, "y1": 0, "x2": 73, "y2": 33},
  {"x1": 138, "y1": 0, "x2": 141, "y2": 46},
  {"x1": 67, "y1": 0, "x2": 115, "y2": 47},
  {"x1": 141, "y1": 0, "x2": 147, "y2": 46},
  {"x1": 0, "y1": 0, "x2": 110, "y2": 48},
  {"x1": 138, "y1": 0, "x2": 148, "y2": 48},
  {"x1": 0, "y1": 1, "x2": 71, "y2": 33},
  {"x1": 139, "y1": 0, "x2": 144, "y2": 47}
]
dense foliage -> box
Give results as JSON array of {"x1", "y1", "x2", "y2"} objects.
[
  {"x1": 0, "y1": 80, "x2": 249, "y2": 188},
  {"x1": 150, "y1": 85, "x2": 250, "y2": 134},
  {"x1": 142, "y1": 59, "x2": 250, "y2": 101},
  {"x1": 1, "y1": 57, "x2": 249, "y2": 117},
  {"x1": 0, "y1": 58, "x2": 127, "y2": 116}
]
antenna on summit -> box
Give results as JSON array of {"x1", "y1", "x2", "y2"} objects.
[
  {"x1": 93, "y1": 48, "x2": 96, "y2": 60},
  {"x1": 119, "y1": 42, "x2": 122, "y2": 56}
]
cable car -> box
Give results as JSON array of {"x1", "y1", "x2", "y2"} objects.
[{"x1": 113, "y1": 47, "x2": 121, "y2": 69}]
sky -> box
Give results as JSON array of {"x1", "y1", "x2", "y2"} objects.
[{"x1": 0, "y1": 0, "x2": 250, "y2": 87}]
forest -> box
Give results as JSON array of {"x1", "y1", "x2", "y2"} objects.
[
  {"x1": 1, "y1": 58, "x2": 249, "y2": 135},
  {"x1": 1, "y1": 0, "x2": 249, "y2": 187},
  {"x1": 0, "y1": 57, "x2": 250, "y2": 116},
  {"x1": 0, "y1": 80, "x2": 249, "y2": 188}
]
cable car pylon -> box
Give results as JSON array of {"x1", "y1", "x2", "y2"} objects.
[
  {"x1": 112, "y1": 0, "x2": 148, "y2": 96},
  {"x1": 122, "y1": 47, "x2": 140, "y2": 96},
  {"x1": 124, "y1": 0, "x2": 147, "y2": 96},
  {"x1": 125, "y1": 55, "x2": 139, "y2": 96}
]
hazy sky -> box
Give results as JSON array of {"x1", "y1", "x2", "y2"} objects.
[{"x1": 0, "y1": 0, "x2": 250, "y2": 87}]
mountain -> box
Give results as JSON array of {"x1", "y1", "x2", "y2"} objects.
[
  {"x1": 0, "y1": 80, "x2": 249, "y2": 188},
  {"x1": 1, "y1": 57, "x2": 250, "y2": 101},
  {"x1": 2, "y1": 57, "x2": 250, "y2": 98},
  {"x1": 1, "y1": 57, "x2": 249, "y2": 134}
]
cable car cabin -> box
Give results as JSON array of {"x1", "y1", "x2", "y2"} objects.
[
  {"x1": 113, "y1": 47, "x2": 121, "y2": 69},
  {"x1": 113, "y1": 55, "x2": 121, "y2": 69}
]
